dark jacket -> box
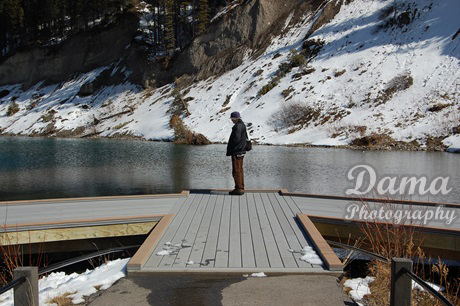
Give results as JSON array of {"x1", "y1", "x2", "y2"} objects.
[{"x1": 226, "y1": 119, "x2": 247, "y2": 156}]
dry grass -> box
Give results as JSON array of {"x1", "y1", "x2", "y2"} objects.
[
  {"x1": 47, "y1": 292, "x2": 77, "y2": 306},
  {"x1": 1, "y1": 225, "x2": 48, "y2": 286},
  {"x1": 351, "y1": 197, "x2": 460, "y2": 305},
  {"x1": 1, "y1": 206, "x2": 48, "y2": 286},
  {"x1": 169, "y1": 114, "x2": 210, "y2": 145}
]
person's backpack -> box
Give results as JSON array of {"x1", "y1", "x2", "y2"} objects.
[{"x1": 245, "y1": 130, "x2": 252, "y2": 151}]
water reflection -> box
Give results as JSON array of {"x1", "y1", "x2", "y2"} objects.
[{"x1": 0, "y1": 136, "x2": 458, "y2": 203}]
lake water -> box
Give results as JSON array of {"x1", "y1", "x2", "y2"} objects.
[{"x1": 0, "y1": 136, "x2": 458, "y2": 203}]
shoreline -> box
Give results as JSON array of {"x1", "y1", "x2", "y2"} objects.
[{"x1": 0, "y1": 132, "x2": 457, "y2": 153}]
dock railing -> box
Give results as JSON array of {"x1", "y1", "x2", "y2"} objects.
[
  {"x1": 0, "y1": 245, "x2": 139, "y2": 305},
  {"x1": 326, "y1": 240, "x2": 454, "y2": 306}
]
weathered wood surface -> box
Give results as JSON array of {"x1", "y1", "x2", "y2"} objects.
[
  {"x1": 0, "y1": 196, "x2": 183, "y2": 227},
  {"x1": 140, "y1": 192, "x2": 326, "y2": 272},
  {"x1": 0, "y1": 222, "x2": 158, "y2": 245}
]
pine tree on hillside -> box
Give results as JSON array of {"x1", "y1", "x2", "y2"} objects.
[
  {"x1": 1, "y1": 0, "x2": 24, "y2": 33},
  {"x1": 165, "y1": 0, "x2": 176, "y2": 54},
  {"x1": 197, "y1": 0, "x2": 209, "y2": 34}
]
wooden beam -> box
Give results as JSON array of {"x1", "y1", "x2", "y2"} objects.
[
  {"x1": 280, "y1": 191, "x2": 460, "y2": 209},
  {"x1": 128, "y1": 214, "x2": 175, "y2": 271},
  {"x1": 0, "y1": 192, "x2": 187, "y2": 205},
  {"x1": 0, "y1": 222, "x2": 158, "y2": 245},
  {"x1": 296, "y1": 214, "x2": 344, "y2": 271},
  {"x1": 307, "y1": 214, "x2": 460, "y2": 236},
  {"x1": 1, "y1": 215, "x2": 164, "y2": 232}
]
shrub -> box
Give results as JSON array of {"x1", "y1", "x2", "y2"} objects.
[
  {"x1": 334, "y1": 69, "x2": 346, "y2": 77},
  {"x1": 113, "y1": 121, "x2": 132, "y2": 130},
  {"x1": 258, "y1": 79, "x2": 279, "y2": 96},
  {"x1": 169, "y1": 114, "x2": 210, "y2": 145},
  {"x1": 350, "y1": 197, "x2": 460, "y2": 306},
  {"x1": 254, "y1": 69, "x2": 264, "y2": 77},
  {"x1": 41, "y1": 111, "x2": 56, "y2": 123},
  {"x1": 271, "y1": 102, "x2": 321, "y2": 130},
  {"x1": 6, "y1": 101, "x2": 19, "y2": 116},
  {"x1": 222, "y1": 95, "x2": 232, "y2": 108},
  {"x1": 427, "y1": 103, "x2": 451, "y2": 112},
  {"x1": 281, "y1": 87, "x2": 295, "y2": 98},
  {"x1": 350, "y1": 133, "x2": 396, "y2": 147},
  {"x1": 375, "y1": 73, "x2": 413, "y2": 105},
  {"x1": 302, "y1": 39, "x2": 325, "y2": 59},
  {"x1": 278, "y1": 62, "x2": 292, "y2": 74},
  {"x1": 289, "y1": 49, "x2": 306, "y2": 67},
  {"x1": 170, "y1": 88, "x2": 190, "y2": 116}
]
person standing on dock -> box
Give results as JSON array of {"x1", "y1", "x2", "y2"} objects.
[{"x1": 227, "y1": 112, "x2": 248, "y2": 196}]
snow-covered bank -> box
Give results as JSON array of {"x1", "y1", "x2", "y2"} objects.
[
  {"x1": 344, "y1": 275, "x2": 446, "y2": 304},
  {"x1": 0, "y1": 0, "x2": 458, "y2": 151},
  {"x1": 0, "y1": 258, "x2": 129, "y2": 305},
  {"x1": 344, "y1": 276, "x2": 374, "y2": 301},
  {"x1": 443, "y1": 135, "x2": 460, "y2": 153}
]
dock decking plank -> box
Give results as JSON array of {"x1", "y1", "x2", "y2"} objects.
[
  {"x1": 200, "y1": 194, "x2": 225, "y2": 268},
  {"x1": 260, "y1": 193, "x2": 298, "y2": 268},
  {"x1": 214, "y1": 194, "x2": 232, "y2": 268},
  {"x1": 143, "y1": 193, "x2": 198, "y2": 269},
  {"x1": 158, "y1": 193, "x2": 204, "y2": 268},
  {"x1": 173, "y1": 194, "x2": 212, "y2": 267},
  {"x1": 267, "y1": 193, "x2": 311, "y2": 268},
  {"x1": 240, "y1": 193, "x2": 256, "y2": 268},
  {"x1": 253, "y1": 193, "x2": 284, "y2": 268},
  {"x1": 275, "y1": 194, "x2": 312, "y2": 248},
  {"x1": 281, "y1": 195, "x2": 332, "y2": 269},
  {"x1": 228, "y1": 196, "x2": 242, "y2": 268},
  {"x1": 186, "y1": 194, "x2": 218, "y2": 267},
  {"x1": 247, "y1": 193, "x2": 270, "y2": 268}
]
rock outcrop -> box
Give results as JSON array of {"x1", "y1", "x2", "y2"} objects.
[
  {"x1": 162, "y1": 0, "x2": 321, "y2": 84},
  {"x1": 0, "y1": 0, "x2": 327, "y2": 89},
  {"x1": 0, "y1": 13, "x2": 140, "y2": 89}
]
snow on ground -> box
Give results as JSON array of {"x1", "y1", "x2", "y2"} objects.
[
  {"x1": 344, "y1": 276, "x2": 374, "y2": 301},
  {"x1": 210, "y1": 0, "x2": 242, "y2": 23},
  {"x1": 443, "y1": 135, "x2": 460, "y2": 152},
  {"x1": 412, "y1": 279, "x2": 445, "y2": 292},
  {"x1": 249, "y1": 272, "x2": 267, "y2": 277},
  {"x1": 0, "y1": 258, "x2": 129, "y2": 306},
  {"x1": 344, "y1": 275, "x2": 445, "y2": 303},
  {"x1": 299, "y1": 246, "x2": 323, "y2": 265},
  {"x1": 0, "y1": 0, "x2": 458, "y2": 149}
]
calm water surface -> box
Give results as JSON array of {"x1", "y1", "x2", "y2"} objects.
[{"x1": 0, "y1": 137, "x2": 458, "y2": 203}]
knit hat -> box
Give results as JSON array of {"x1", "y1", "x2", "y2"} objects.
[{"x1": 230, "y1": 111, "x2": 241, "y2": 119}]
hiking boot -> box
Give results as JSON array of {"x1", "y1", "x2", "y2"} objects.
[{"x1": 229, "y1": 189, "x2": 244, "y2": 196}]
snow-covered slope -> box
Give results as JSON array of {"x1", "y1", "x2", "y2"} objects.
[{"x1": 1, "y1": 0, "x2": 459, "y2": 150}]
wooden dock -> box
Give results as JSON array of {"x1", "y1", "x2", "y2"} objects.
[
  {"x1": 128, "y1": 191, "x2": 342, "y2": 273},
  {"x1": 2, "y1": 189, "x2": 459, "y2": 271},
  {"x1": 0, "y1": 192, "x2": 187, "y2": 245}
]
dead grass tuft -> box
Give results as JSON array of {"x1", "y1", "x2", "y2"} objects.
[
  {"x1": 47, "y1": 292, "x2": 77, "y2": 306},
  {"x1": 351, "y1": 198, "x2": 460, "y2": 305}
]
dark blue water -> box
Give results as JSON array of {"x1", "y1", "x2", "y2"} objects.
[{"x1": 0, "y1": 136, "x2": 458, "y2": 203}]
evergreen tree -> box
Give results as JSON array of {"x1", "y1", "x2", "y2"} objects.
[
  {"x1": 164, "y1": 0, "x2": 175, "y2": 54},
  {"x1": 197, "y1": 0, "x2": 209, "y2": 34}
]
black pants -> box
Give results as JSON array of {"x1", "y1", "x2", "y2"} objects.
[{"x1": 231, "y1": 155, "x2": 245, "y2": 190}]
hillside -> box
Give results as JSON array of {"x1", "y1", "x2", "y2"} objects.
[{"x1": 0, "y1": 0, "x2": 459, "y2": 152}]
